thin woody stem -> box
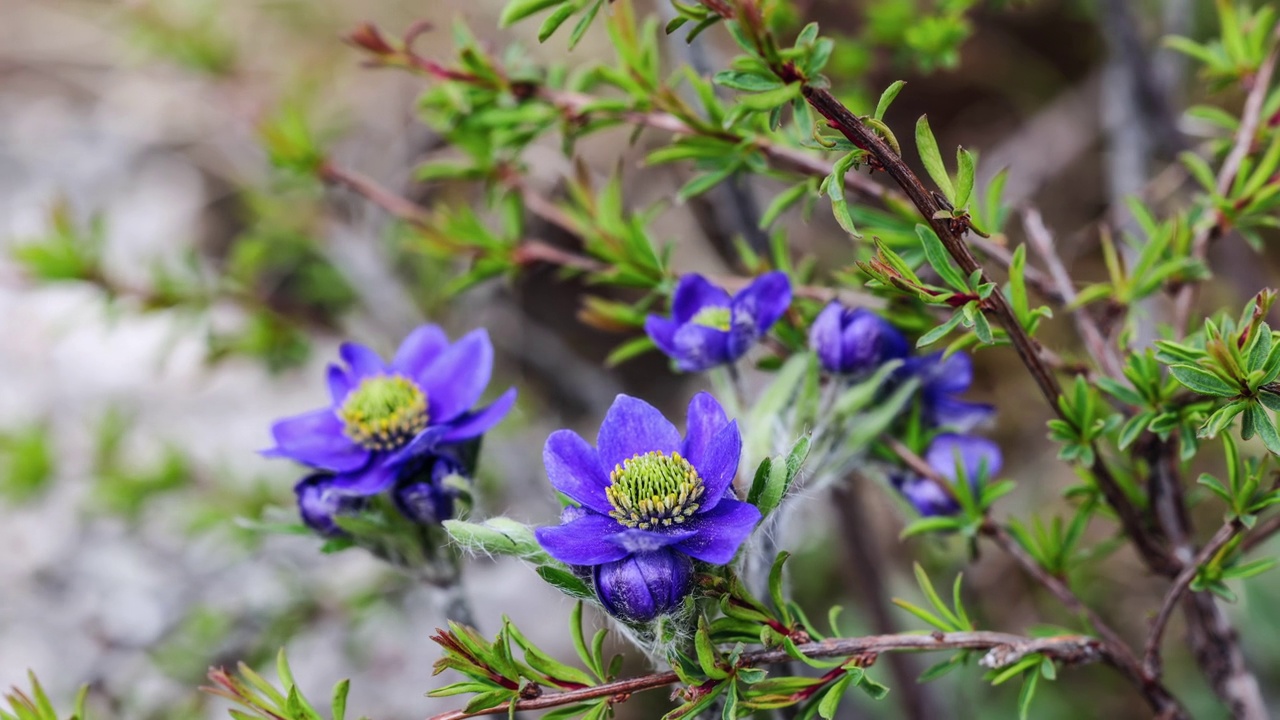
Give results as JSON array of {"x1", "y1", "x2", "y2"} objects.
[
  {"x1": 1143, "y1": 519, "x2": 1242, "y2": 678},
  {"x1": 1171, "y1": 28, "x2": 1280, "y2": 334},
  {"x1": 427, "y1": 631, "x2": 1108, "y2": 720}
]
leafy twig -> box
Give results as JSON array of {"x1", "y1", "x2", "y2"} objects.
[
  {"x1": 1171, "y1": 27, "x2": 1280, "y2": 334},
  {"x1": 426, "y1": 631, "x2": 1107, "y2": 720}
]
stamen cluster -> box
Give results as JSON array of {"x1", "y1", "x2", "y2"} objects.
[
  {"x1": 339, "y1": 375, "x2": 429, "y2": 451},
  {"x1": 606, "y1": 451, "x2": 705, "y2": 530}
]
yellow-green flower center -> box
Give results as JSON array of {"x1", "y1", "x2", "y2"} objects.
[
  {"x1": 605, "y1": 451, "x2": 705, "y2": 530},
  {"x1": 338, "y1": 375, "x2": 428, "y2": 451},
  {"x1": 690, "y1": 306, "x2": 732, "y2": 331}
]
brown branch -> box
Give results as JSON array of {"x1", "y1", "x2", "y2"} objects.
[
  {"x1": 427, "y1": 631, "x2": 1107, "y2": 720},
  {"x1": 1021, "y1": 208, "x2": 1125, "y2": 380},
  {"x1": 1143, "y1": 519, "x2": 1243, "y2": 678},
  {"x1": 790, "y1": 69, "x2": 1178, "y2": 577},
  {"x1": 1238, "y1": 513, "x2": 1280, "y2": 555},
  {"x1": 1171, "y1": 28, "x2": 1280, "y2": 334}
]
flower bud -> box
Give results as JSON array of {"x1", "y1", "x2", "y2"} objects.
[
  {"x1": 808, "y1": 303, "x2": 908, "y2": 375},
  {"x1": 294, "y1": 473, "x2": 366, "y2": 537},
  {"x1": 592, "y1": 550, "x2": 692, "y2": 623},
  {"x1": 393, "y1": 455, "x2": 466, "y2": 525}
]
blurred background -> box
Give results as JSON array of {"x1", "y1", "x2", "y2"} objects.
[{"x1": 1, "y1": 0, "x2": 1277, "y2": 718}]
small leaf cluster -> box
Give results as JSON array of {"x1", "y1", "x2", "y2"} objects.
[
  {"x1": 204, "y1": 650, "x2": 355, "y2": 720},
  {"x1": 666, "y1": 555, "x2": 888, "y2": 719},
  {"x1": 1166, "y1": 1, "x2": 1278, "y2": 90},
  {"x1": 1071, "y1": 202, "x2": 1204, "y2": 313},
  {"x1": 1156, "y1": 293, "x2": 1280, "y2": 452},
  {"x1": 429, "y1": 606, "x2": 621, "y2": 718},
  {"x1": 1048, "y1": 377, "x2": 1120, "y2": 467},
  {"x1": 1197, "y1": 434, "x2": 1280, "y2": 529},
  {"x1": 898, "y1": 453, "x2": 1014, "y2": 539},
  {"x1": 2, "y1": 673, "x2": 88, "y2": 720}
]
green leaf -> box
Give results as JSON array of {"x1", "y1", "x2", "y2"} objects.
[
  {"x1": 954, "y1": 148, "x2": 976, "y2": 209},
  {"x1": 1248, "y1": 402, "x2": 1280, "y2": 455},
  {"x1": 1168, "y1": 364, "x2": 1239, "y2": 397},
  {"x1": 818, "y1": 674, "x2": 852, "y2": 718},
  {"x1": 737, "y1": 82, "x2": 802, "y2": 111},
  {"x1": 713, "y1": 70, "x2": 784, "y2": 91},
  {"x1": 500, "y1": 0, "x2": 566, "y2": 27},
  {"x1": 330, "y1": 679, "x2": 350, "y2": 720},
  {"x1": 916, "y1": 225, "x2": 966, "y2": 291},
  {"x1": 537, "y1": 2, "x2": 577, "y2": 42},
  {"x1": 1017, "y1": 668, "x2": 1041, "y2": 720},
  {"x1": 874, "y1": 80, "x2": 906, "y2": 120},
  {"x1": 915, "y1": 115, "x2": 954, "y2": 203},
  {"x1": 537, "y1": 565, "x2": 595, "y2": 600},
  {"x1": 759, "y1": 181, "x2": 811, "y2": 229}
]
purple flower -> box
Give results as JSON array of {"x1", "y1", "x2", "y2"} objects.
[
  {"x1": 393, "y1": 454, "x2": 466, "y2": 525},
  {"x1": 265, "y1": 325, "x2": 516, "y2": 496},
  {"x1": 808, "y1": 302, "x2": 909, "y2": 375},
  {"x1": 295, "y1": 473, "x2": 367, "y2": 536},
  {"x1": 644, "y1": 273, "x2": 792, "y2": 372},
  {"x1": 534, "y1": 393, "x2": 761, "y2": 622},
  {"x1": 907, "y1": 351, "x2": 995, "y2": 431},
  {"x1": 893, "y1": 433, "x2": 1002, "y2": 517}
]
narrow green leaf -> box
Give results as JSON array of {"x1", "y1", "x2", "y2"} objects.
[
  {"x1": 954, "y1": 148, "x2": 976, "y2": 209},
  {"x1": 500, "y1": 0, "x2": 565, "y2": 27},
  {"x1": 915, "y1": 115, "x2": 954, "y2": 202},
  {"x1": 874, "y1": 80, "x2": 906, "y2": 120}
]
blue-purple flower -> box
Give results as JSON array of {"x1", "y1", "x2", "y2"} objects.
[
  {"x1": 907, "y1": 351, "x2": 995, "y2": 431},
  {"x1": 808, "y1": 302, "x2": 909, "y2": 375},
  {"x1": 393, "y1": 454, "x2": 466, "y2": 525},
  {"x1": 893, "y1": 433, "x2": 1002, "y2": 516},
  {"x1": 535, "y1": 393, "x2": 761, "y2": 623},
  {"x1": 295, "y1": 473, "x2": 367, "y2": 537},
  {"x1": 645, "y1": 273, "x2": 792, "y2": 372},
  {"x1": 265, "y1": 325, "x2": 515, "y2": 496}
]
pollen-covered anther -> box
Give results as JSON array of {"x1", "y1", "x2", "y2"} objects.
[
  {"x1": 338, "y1": 374, "x2": 429, "y2": 451},
  {"x1": 605, "y1": 450, "x2": 705, "y2": 530},
  {"x1": 689, "y1": 306, "x2": 732, "y2": 331}
]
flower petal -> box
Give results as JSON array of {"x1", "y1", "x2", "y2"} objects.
[
  {"x1": 925, "y1": 433, "x2": 1003, "y2": 482},
  {"x1": 605, "y1": 527, "x2": 697, "y2": 554},
  {"x1": 328, "y1": 459, "x2": 398, "y2": 495},
  {"x1": 730, "y1": 271, "x2": 791, "y2": 338},
  {"x1": 808, "y1": 302, "x2": 845, "y2": 373},
  {"x1": 385, "y1": 425, "x2": 451, "y2": 465},
  {"x1": 420, "y1": 328, "x2": 494, "y2": 422},
  {"x1": 438, "y1": 387, "x2": 517, "y2": 443},
  {"x1": 923, "y1": 351, "x2": 973, "y2": 394},
  {"x1": 692, "y1": 420, "x2": 741, "y2": 510},
  {"x1": 265, "y1": 408, "x2": 369, "y2": 472},
  {"x1": 675, "y1": 499, "x2": 761, "y2": 564},
  {"x1": 535, "y1": 514, "x2": 630, "y2": 565},
  {"x1": 930, "y1": 397, "x2": 995, "y2": 433},
  {"x1": 543, "y1": 429, "x2": 613, "y2": 514},
  {"x1": 645, "y1": 315, "x2": 681, "y2": 358},
  {"x1": 671, "y1": 323, "x2": 732, "y2": 372},
  {"x1": 340, "y1": 342, "x2": 386, "y2": 380},
  {"x1": 682, "y1": 392, "x2": 729, "y2": 467},
  {"x1": 597, "y1": 395, "x2": 682, "y2": 471},
  {"x1": 392, "y1": 324, "x2": 449, "y2": 379},
  {"x1": 672, "y1": 274, "x2": 732, "y2": 323},
  {"x1": 327, "y1": 364, "x2": 353, "y2": 404}
]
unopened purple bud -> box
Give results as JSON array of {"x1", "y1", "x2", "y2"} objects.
[
  {"x1": 295, "y1": 473, "x2": 366, "y2": 537},
  {"x1": 593, "y1": 550, "x2": 692, "y2": 623},
  {"x1": 809, "y1": 303, "x2": 908, "y2": 375},
  {"x1": 393, "y1": 455, "x2": 466, "y2": 525}
]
